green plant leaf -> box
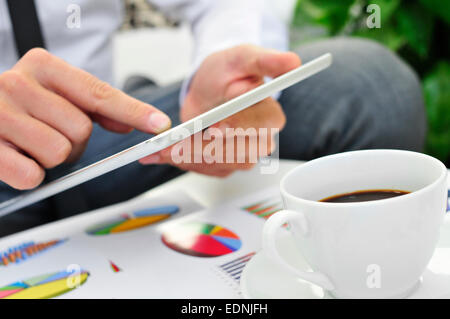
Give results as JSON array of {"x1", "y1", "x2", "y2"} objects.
[
  {"x1": 418, "y1": 0, "x2": 450, "y2": 25},
  {"x1": 293, "y1": 0, "x2": 355, "y2": 34},
  {"x1": 367, "y1": 0, "x2": 402, "y2": 24},
  {"x1": 424, "y1": 62, "x2": 450, "y2": 162},
  {"x1": 396, "y1": 4, "x2": 434, "y2": 58}
]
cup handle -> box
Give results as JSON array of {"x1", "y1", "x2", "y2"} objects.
[{"x1": 262, "y1": 210, "x2": 335, "y2": 291}]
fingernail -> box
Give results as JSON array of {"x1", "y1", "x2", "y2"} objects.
[
  {"x1": 148, "y1": 113, "x2": 171, "y2": 133},
  {"x1": 140, "y1": 154, "x2": 160, "y2": 164}
]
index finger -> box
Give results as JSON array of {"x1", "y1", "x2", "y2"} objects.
[{"x1": 17, "y1": 49, "x2": 171, "y2": 134}]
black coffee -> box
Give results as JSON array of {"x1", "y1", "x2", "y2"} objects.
[{"x1": 320, "y1": 189, "x2": 410, "y2": 203}]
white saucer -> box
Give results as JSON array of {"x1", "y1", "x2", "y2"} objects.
[{"x1": 241, "y1": 215, "x2": 450, "y2": 299}]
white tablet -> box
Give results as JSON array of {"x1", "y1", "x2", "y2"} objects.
[{"x1": 0, "y1": 53, "x2": 332, "y2": 216}]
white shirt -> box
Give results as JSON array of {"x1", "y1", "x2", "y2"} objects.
[{"x1": 0, "y1": 0, "x2": 287, "y2": 103}]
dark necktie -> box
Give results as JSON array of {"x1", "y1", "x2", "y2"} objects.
[{"x1": 6, "y1": 0, "x2": 46, "y2": 58}]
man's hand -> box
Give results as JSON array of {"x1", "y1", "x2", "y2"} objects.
[
  {"x1": 0, "y1": 48, "x2": 171, "y2": 190},
  {"x1": 140, "y1": 45, "x2": 301, "y2": 177}
]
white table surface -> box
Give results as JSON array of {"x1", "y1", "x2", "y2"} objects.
[{"x1": 0, "y1": 159, "x2": 449, "y2": 247}]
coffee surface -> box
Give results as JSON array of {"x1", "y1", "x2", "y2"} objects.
[{"x1": 320, "y1": 190, "x2": 410, "y2": 203}]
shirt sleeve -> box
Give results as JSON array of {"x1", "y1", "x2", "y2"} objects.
[{"x1": 148, "y1": 0, "x2": 289, "y2": 105}]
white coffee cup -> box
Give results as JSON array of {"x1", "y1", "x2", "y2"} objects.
[{"x1": 262, "y1": 150, "x2": 448, "y2": 298}]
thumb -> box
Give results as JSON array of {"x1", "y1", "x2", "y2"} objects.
[
  {"x1": 235, "y1": 46, "x2": 301, "y2": 79},
  {"x1": 255, "y1": 49, "x2": 302, "y2": 78}
]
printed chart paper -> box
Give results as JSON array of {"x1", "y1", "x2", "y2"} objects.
[{"x1": 0, "y1": 187, "x2": 283, "y2": 298}]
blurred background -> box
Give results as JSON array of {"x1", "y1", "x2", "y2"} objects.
[{"x1": 116, "y1": 0, "x2": 449, "y2": 165}]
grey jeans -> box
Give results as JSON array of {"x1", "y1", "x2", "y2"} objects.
[{"x1": 0, "y1": 38, "x2": 426, "y2": 237}]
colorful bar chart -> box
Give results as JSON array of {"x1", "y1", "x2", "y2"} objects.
[
  {"x1": 0, "y1": 239, "x2": 66, "y2": 267},
  {"x1": 242, "y1": 199, "x2": 283, "y2": 220},
  {"x1": 218, "y1": 252, "x2": 256, "y2": 283}
]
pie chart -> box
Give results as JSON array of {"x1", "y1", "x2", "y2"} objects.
[
  {"x1": 87, "y1": 205, "x2": 179, "y2": 235},
  {"x1": 161, "y1": 222, "x2": 242, "y2": 257},
  {"x1": 0, "y1": 269, "x2": 89, "y2": 299}
]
